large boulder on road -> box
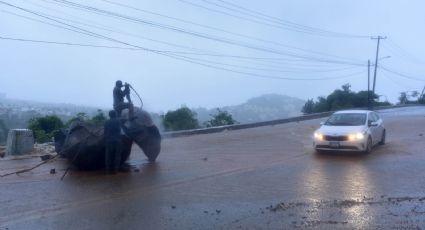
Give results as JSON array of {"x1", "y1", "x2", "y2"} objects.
[{"x1": 54, "y1": 107, "x2": 161, "y2": 170}]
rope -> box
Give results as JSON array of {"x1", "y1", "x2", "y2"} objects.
[{"x1": 128, "y1": 84, "x2": 144, "y2": 109}]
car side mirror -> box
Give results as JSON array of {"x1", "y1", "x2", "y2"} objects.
[{"x1": 369, "y1": 121, "x2": 378, "y2": 127}]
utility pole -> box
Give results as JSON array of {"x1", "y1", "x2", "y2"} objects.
[
  {"x1": 367, "y1": 60, "x2": 371, "y2": 109},
  {"x1": 371, "y1": 36, "x2": 387, "y2": 108}
]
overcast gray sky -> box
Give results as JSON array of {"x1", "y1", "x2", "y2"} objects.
[{"x1": 1, "y1": 0, "x2": 424, "y2": 112}]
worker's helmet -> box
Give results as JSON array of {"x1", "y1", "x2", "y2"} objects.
[{"x1": 115, "y1": 80, "x2": 123, "y2": 87}]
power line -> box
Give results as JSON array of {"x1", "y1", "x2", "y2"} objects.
[
  {"x1": 3, "y1": 7, "x2": 363, "y2": 74},
  {"x1": 385, "y1": 38, "x2": 425, "y2": 64},
  {"x1": 1, "y1": 34, "x2": 364, "y2": 76},
  {"x1": 380, "y1": 65, "x2": 425, "y2": 82},
  {"x1": 18, "y1": 2, "x2": 361, "y2": 68},
  {"x1": 18, "y1": 0, "x2": 367, "y2": 67},
  {"x1": 43, "y1": 0, "x2": 363, "y2": 65},
  {"x1": 0, "y1": 36, "x2": 137, "y2": 50},
  {"x1": 169, "y1": 52, "x2": 367, "y2": 80},
  {"x1": 162, "y1": 53, "x2": 363, "y2": 74},
  {"x1": 215, "y1": 0, "x2": 370, "y2": 38},
  {"x1": 98, "y1": 0, "x2": 363, "y2": 62},
  {"x1": 2, "y1": 9, "x2": 364, "y2": 72},
  {"x1": 0, "y1": 1, "x2": 366, "y2": 81},
  {"x1": 178, "y1": 0, "x2": 370, "y2": 39}
]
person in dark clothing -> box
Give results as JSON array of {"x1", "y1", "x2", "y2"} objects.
[
  {"x1": 113, "y1": 80, "x2": 133, "y2": 117},
  {"x1": 104, "y1": 110, "x2": 122, "y2": 174}
]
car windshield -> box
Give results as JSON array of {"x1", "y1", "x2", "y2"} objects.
[{"x1": 325, "y1": 113, "x2": 366, "y2": 126}]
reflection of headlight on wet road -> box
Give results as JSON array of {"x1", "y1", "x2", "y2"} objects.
[
  {"x1": 314, "y1": 132, "x2": 323, "y2": 141},
  {"x1": 348, "y1": 133, "x2": 364, "y2": 141}
]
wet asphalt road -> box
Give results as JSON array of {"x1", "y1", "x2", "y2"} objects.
[{"x1": 1, "y1": 106, "x2": 425, "y2": 229}]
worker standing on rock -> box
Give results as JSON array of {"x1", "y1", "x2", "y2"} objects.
[
  {"x1": 113, "y1": 80, "x2": 133, "y2": 117},
  {"x1": 104, "y1": 110, "x2": 122, "y2": 174}
]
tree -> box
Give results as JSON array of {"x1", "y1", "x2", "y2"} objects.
[
  {"x1": 0, "y1": 119, "x2": 8, "y2": 145},
  {"x1": 162, "y1": 106, "x2": 199, "y2": 131},
  {"x1": 90, "y1": 109, "x2": 107, "y2": 126},
  {"x1": 419, "y1": 94, "x2": 425, "y2": 104},
  {"x1": 411, "y1": 90, "x2": 419, "y2": 98},
  {"x1": 205, "y1": 109, "x2": 236, "y2": 127},
  {"x1": 66, "y1": 110, "x2": 108, "y2": 127},
  {"x1": 66, "y1": 112, "x2": 89, "y2": 127},
  {"x1": 28, "y1": 115, "x2": 65, "y2": 143},
  {"x1": 398, "y1": 92, "x2": 408, "y2": 104},
  {"x1": 342, "y1": 83, "x2": 351, "y2": 92},
  {"x1": 301, "y1": 99, "x2": 314, "y2": 114},
  {"x1": 301, "y1": 84, "x2": 391, "y2": 114}
]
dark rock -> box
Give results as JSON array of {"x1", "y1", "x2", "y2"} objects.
[
  {"x1": 171, "y1": 205, "x2": 176, "y2": 209},
  {"x1": 203, "y1": 157, "x2": 208, "y2": 161},
  {"x1": 419, "y1": 133, "x2": 423, "y2": 136},
  {"x1": 40, "y1": 155, "x2": 53, "y2": 161},
  {"x1": 216, "y1": 209, "x2": 221, "y2": 214},
  {"x1": 54, "y1": 107, "x2": 161, "y2": 170},
  {"x1": 50, "y1": 168, "x2": 56, "y2": 174}
]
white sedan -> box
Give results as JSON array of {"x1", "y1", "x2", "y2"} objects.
[{"x1": 313, "y1": 110, "x2": 386, "y2": 153}]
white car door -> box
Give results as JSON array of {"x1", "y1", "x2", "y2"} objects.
[
  {"x1": 371, "y1": 112, "x2": 382, "y2": 145},
  {"x1": 374, "y1": 112, "x2": 384, "y2": 140},
  {"x1": 368, "y1": 112, "x2": 379, "y2": 145}
]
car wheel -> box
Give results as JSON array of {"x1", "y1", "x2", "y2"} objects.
[
  {"x1": 364, "y1": 136, "x2": 372, "y2": 154},
  {"x1": 379, "y1": 129, "x2": 386, "y2": 145}
]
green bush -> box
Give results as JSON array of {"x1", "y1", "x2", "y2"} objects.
[
  {"x1": 162, "y1": 106, "x2": 199, "y2": 131},
  {"x1": 28, "y1": 115, "x2": 65, "y2": 143},
  {"x1": 302, "y1": 84, "x2": 391, "y2": 114},
  {"x1": 0, "y1": 119, "x2": 8, "y2": 145},
  {"x1": 205, "y1": 109, "x2": 236, "y2": 127}
]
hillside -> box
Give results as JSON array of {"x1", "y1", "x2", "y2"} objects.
[{"x1": 194, "y1": 94, "x2": 305, "y2": 124}]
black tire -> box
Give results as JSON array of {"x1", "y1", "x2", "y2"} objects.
[
  {"x1": 379, "y1": 129, "x2": 386, "y2": 145},
  {"x1": 364, "y1": 137, "x2": 372, "y2": 154},
  {"x1": 140, "y1": 126, "x2": 161, "y2": 162}
]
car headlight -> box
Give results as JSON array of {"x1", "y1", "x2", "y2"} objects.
[
  {"x1": 348, "y1": 132, "x2": 364, "y2": 141},
  {"x1": 314, "y1": 132, "x2": 324, "y2": 141}
]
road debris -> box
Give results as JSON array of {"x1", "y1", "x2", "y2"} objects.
[
  {"x1": 40, "y1": 154, "x2": 54, "y2": 161},
  {"x1": 50, "y1": 168, "x2": 56, "y2": 174},
  {"x1": 0, "y1": 155, "x2": 58, "y2": 177},
  {"x1": 33, "y1": 143, "x2": 56, "y2": 155}
]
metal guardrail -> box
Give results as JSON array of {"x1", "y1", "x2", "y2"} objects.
[{"x1": 161, "y1": 104, "x2": 424, "y2": 138}]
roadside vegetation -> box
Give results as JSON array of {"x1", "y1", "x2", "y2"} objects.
[
  {"x1": 26, "y1": 106, "x2": 238, "y2": 143},
  {"x1": 398, "y1": 91, "x2": 425, "y2": 105},
  {"x1": 28, "y1": 115, "x2": 65, "y2": 143},
  {"x1": 302, "y1": 84, "x2": 391, "y2": 114},
  {"x1": 161, "y1": 106, "x2": 200, "y2": 131},
  {"x1": 0, "y1": 120, "x2": 8, "y2": 145},
  {"x1": 161, "y1": 106, "x2": 238, "y2": 131},
  {"x1": 205, "y1": 109, "x2": 237, "y2": 127},
  {"x1": 28, "y1": 110, "x2": 107, "y2": 143}
]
